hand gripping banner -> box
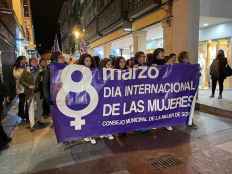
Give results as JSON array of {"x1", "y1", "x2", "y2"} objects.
[{"x1": 50, "y1": 63, "x2": 200, "y2": 142}]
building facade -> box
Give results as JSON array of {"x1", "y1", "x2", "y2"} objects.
[
  {"x1": 59, "y1": 0, "x2": 232, "y2": 89},
  {"x1": 59, "y1": 0, "x2": 82, "y2": 55},
  {"x1": 0, "y1": 0, "x2": 35, "y2": 96}
]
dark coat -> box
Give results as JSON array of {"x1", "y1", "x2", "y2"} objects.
[
  {"x1": 36, "y1": 68, "x2": 50, "y2": 100},
  {"x1": 149, "y1": 59, "x2": 166, "y2": 66},
  {"x1": 19, "y1": 70, "x2": 34, "y2": 98},
  {"x1": 0, "y1": 80, "x2": 6, "y2": 104},
  {"x1": 210, "y1": 57, "x2": 228, "y2": 80}
]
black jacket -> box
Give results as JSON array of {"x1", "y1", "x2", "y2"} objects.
[{"x1": 210, "y1": 57, "x2": 228, "y2": 79}]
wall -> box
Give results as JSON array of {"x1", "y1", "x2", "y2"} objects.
[
  {"x1": 200, "y1": 0, "x2": 232, "y2": 18},
  {"x1": 200, "y1": 22, "x2": 232, "y2": 41},
  {"x1": 12, "y1": 0, "x2": 24, "y2": 27}
]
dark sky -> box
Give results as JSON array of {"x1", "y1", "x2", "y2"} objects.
[{"x1": 31, "y1": 0, "x2": 64, "y2": 54}]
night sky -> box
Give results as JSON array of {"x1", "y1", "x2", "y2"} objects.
[{"x1": 31, "y1": 0, "x2": 64, "y2": 54}]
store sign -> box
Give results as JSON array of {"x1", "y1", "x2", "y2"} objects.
[{"x1": 50, "y1": 64, "x2": 200, "y2": 142}]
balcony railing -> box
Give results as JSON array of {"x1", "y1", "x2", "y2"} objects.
[
  {"x1": 98, "y1": 0, "x2": 123, "y2": 33},
  {"x1": 81, "y1": 0, "x2": 163, "y2": 41},
  {"x1": 128, "y1": 0, "x2": 161, "y2": 19},
  {"x1": 85, "y1": 19, "x2": 97, "y2": 41}
]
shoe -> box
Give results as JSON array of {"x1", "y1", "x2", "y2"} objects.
[
  {"x1": 188, "y1": 123, "x2": 198, "y2": 129},
  {"x1": 90, "y1": 138, "x2": 96, "y2": 145},
  {"x1": 107, "y1": 135, "x2": 114, "y2": 140},
  {"x1": 210, "y1": 94, "x2": 214, "y2": 98},
  {"x1": 5, "y1": 137, "x2": 12, "y2": 144},
  {"x1": 218, "y1": 95, "x2": 222, "y2": 99},
  {"x1": 0, "y1": 143, "x2": 9, "y2": 151},
  {"x1": 37, "y1": 122, "x2": 47, "y2": 128},
  {"x1": 84, "y1": 138, "x2": 90, "y2": 142},
  {"x1": 166, "y1": 126, "x2": 173, "y2": 131}
]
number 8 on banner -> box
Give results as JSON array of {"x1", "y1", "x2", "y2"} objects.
[{"x1": 56, "y1": 65, "x2": 99, "y2": 130}]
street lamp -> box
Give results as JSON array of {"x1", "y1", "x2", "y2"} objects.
[{"x1": 73, "y1": 30, "x2": 81, "y2": 39}]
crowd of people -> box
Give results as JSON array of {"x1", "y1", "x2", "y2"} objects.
[
  {"x1": 0, "y1": 47, "x2": 230, "y2": 149},
  {"x1": 56, "y1": 48, "x2": 194, "y2": 144}
]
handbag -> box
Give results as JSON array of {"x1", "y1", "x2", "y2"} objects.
[{"x1": 224, "y1": 64, "x2": 232, "y2": 77}]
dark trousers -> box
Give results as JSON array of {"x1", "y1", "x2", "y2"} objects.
[
  {"x1": 212, "y1": 78, "x2": 224, "y2": 95},
  {"x1": 0, "y1": 123, "x2": 9, "y2": 146},
  {"x1": 18, "y1": 93, "x2": 28, "y2": 120},
  {"x1": 42, "y1": 99, "x2": 50, "y2": 116},
  {"x1": 0, "y1": 100, "x2": 9, "y2": 147}
]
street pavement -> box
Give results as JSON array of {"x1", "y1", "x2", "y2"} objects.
[{"x1": 1, "y1": 103, "x2": 232, "y2": 173}]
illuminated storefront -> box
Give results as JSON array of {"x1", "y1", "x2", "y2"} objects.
[{"x1": 199, "y1": 21, "x2": 232, "y2": 89}]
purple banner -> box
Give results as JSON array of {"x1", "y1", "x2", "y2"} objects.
[{"x1": 50, "y1": 64, "x2": 200, "y2": 142}]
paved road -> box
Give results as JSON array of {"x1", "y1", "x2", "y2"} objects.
[{"x1": 1, "y1": 110, "x2": 232, "y2": 174}]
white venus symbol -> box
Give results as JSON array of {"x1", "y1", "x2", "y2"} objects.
[{"x1": 56, "y1": 64, "x2": 99, "y2": 130}]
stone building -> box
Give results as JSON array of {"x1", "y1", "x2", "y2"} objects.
[
  {"x1": 59, "y1": 0, "x2": 232, "y2": 89},
  {"x1": 0, "y1": 0, "x2": 35, "y2": 97}
]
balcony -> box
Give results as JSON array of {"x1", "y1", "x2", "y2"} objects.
[
  {"x1": 128, "y1": 0, "x2": 162, "y2": 19},
  {"x1": 85, "y1": 19, "x2": 97, "y2": 41},
  {"x1": 0, "y1": 0, "x2": 12, "y2": 15},
  {"x1": 98, "y1": 0, "x2": 124, "y2": 33}
]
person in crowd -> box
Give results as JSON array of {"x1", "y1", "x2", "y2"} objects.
[
  {"x1": 210, "y1": 49, "x2": 228, "y2": 99},
  {"x1": 99, "y1": 58, "x2": 114, "y2": 140},
  {"x1": 68, "y1": 57, "x2": 77, "y2": 65},
  {"x1": 126, "y1": 58, "x2": 134, "y2": 69},
  {"x1": 79, "y1": 54, "x2": 97, "y2": 144},
  {"x1": 29, "y1": 58, "x2": 47, "y2": 131},
  {"x1": 57, "y1": 54, "x2": 66, "y2": 64},
  {"x1": 38, "y1": 59, "x2": 51, "y2": 118},
  {"x1": 50, "y1": 52, "x2": 62, "y2": 63},
  {"x1": 114, "y1": 56, "x2": 127, "y2": 70},
  {"x1": 149, "y1": 48, "x2": 165, "y2": 66},
  {"x1": 150, "y1": 49, "x2": 173, "y2": 131},
  {"x1": 93, "y1": 56, "x2": 101, "y2": 68},
  {"x1": 178, "y1": 51, "x2": 190, "y2": 64},
  {"x1": 134, "y1": 51, "x2": 147, "y2": 67},
  {"x1": 13, "y1": 56, "x2": 28, "y2": 122},
  {"x1": 100, "y1": 58, "x2": 112, "y2": 69},
  {"x1": 19, "y1": 60, "x2": 35, "y2": 128},
  {"x1": 146, "y1": 53, "x2": 153, "y2": 66},
  {"x1": 178, "y1": 51, "x2": 198, "y2": 129},
  {"x1": 166, "y1": 53, "x2": 177, "y2": 64},
  {"x1": 79, "y1": 54, "x2": 96, "y2": 69},
  {"x1": 0, "y1": 77, "x2": 12, "y2": 151}
]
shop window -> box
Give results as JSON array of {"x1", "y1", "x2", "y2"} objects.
[
  {"x1": 198, "y1": 38, "x2": 232, "y2": 89},
  {"x1": 0, "y1": 0, "x2": 10, "y2": 9}
]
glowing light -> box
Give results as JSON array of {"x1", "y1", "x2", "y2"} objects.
[{"x1": 73, "y1": 30, "x2": 80, "y2": 39}]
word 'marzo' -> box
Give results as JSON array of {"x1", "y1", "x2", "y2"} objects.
[{"x1": 103, "y1": 66, "x2": 159, "y2": 81}]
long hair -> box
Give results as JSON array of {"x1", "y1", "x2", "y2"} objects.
[
  {"x1": 114, "y1": 56, "x2": 126, "y2": 69},
  {"x1": 14, "y1": 56, "x2": 26, "y2": 69},
  {"x1": 79, "y1": 54, "x2": 96, "y2": 69},
  {"x1": 149, "y1": 48, "x2": 165, "y2": 65},
  {"x1": 153, "y1": 48, "x2": 165, "y2": 59},
  {"x1": 216, "y1": 49, "x2": 225, "y2": 59},
  {"x1": 100, "y1": 58, "x2": 111, "y2": 68},
  {"x1": 146, "y1": 53, "x2": 154, "y2": 66},
  {"x1": 178, "y1": 51, "x2": 189, "y2": 63}
]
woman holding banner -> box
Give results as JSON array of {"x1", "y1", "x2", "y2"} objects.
[
  {"x1": 178, "y1": 51, "x2": 198, "y2": 129},
  {"x1": 151, "y1": 48, "x2": 173, "y2": 131},
  {"x1": 79, "y1": 54, "x2": 97, "y2": 144},
  {"x1": 134, "y1": 51, "x2": 147, "y2": 67}
]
